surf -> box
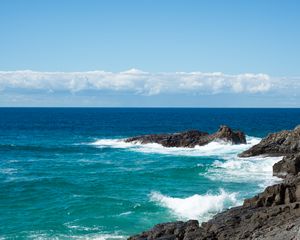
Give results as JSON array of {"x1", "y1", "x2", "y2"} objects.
[
  {"x1": 90, "y1": 135, "x2": 261, "y2": 157},
  {"x1": 149, "y1": 189, "x2": 238, "y2": 221}
]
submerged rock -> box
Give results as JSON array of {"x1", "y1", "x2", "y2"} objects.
[
  {"x1": 239, "y1": 125, "x2": 300, "y2": 157},
  {"x1": 125, "y1": 125, "x2": 246, "y2": 147}
]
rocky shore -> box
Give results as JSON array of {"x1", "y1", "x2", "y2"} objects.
[
  {"x1": 125, "y1": 125, "x2": 246, "y2": 147},
  {"x1": 128, "y1": 125, "x2": 300, "y2": 240}
]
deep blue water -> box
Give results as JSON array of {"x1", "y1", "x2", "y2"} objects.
[{"x1": 1, "y1": 108, "x2": 300, "y2": 239}]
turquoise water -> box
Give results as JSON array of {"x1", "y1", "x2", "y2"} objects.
[{"x1": 1, "y1": 108, "x2": 300, "y2": 239}]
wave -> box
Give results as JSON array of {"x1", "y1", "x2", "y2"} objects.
[
  {"x1": 26, "y1": 231, "x2": 126, "y2": 240},
  {"x1": 0, "y1": 168, "x2": 18, "y2": 175},
  {"x1": 203, "y1": 155, "x2": 282, "y2": 188},
  {"x1": 89, "y1": 136, "x2": 280, "y2": 188},
  {"x1": 90, "y1": 136, "x2": 261, "y2": 157},
  {"x1": 150, "y1": 189, "x2": 238, "y2": 221},
  {"x1": 118, "y1": 211, "x2": 133, "y2": 216}
]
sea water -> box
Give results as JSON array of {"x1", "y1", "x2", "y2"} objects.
[{"x1": 1, "y1": 108, "x2": 300, "y2": 239}]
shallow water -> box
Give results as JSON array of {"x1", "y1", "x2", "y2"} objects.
[{"x1": 1, "y1": 108, "x2": 300, "y2": 239}]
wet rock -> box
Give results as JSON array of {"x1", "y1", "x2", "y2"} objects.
[
  {"x1": 125, "y1": 125, "x2": 246, "y2": 148},
  {"x1": 129, "y1": 183, "x2": 300, "y2": 239},
  {"x1": 128, "y1": 220, "x2": 200, "y2": 240},
  {"x1": 273, "y1": 154, "x2": 300, "y2": 178},
  {"x1": 239, "y1": 125, "x2": 300, "y2": 157},
  {"x1": 129, "y1": 127, "x2": 300, "y2": 240}
]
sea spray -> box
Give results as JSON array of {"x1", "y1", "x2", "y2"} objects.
[
  {"x1": 203, "y1": 156, "x2": 282, "y2": 188},
  {"x1": 149, "y1": 189, "x2": 238, "y2": 221}
]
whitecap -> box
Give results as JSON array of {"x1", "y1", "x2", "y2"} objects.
[
  {"x1": 65, "y1": 224, "x2": 102, "y2": 231},
  {"x1": 0, "y1": 168, "x2": 18, "y2": 175},
  {"x1": 149, "y1": 189, "x2": 238, "y2": 221},
  {"x1": 90, "y1": 139, "x2": 133, "y2": 149},
  {"x1": 28, "y1": 232, "x2": 125, "y2": 240},
  {"x1": 118, "y1": 211, "x2": 132, "y2": 216}
]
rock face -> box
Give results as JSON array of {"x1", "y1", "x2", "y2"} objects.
[
  {"x1": 125, "y1": 125, "x2": 246, "y2": 147},
  {"x1": 273, "y1": 154, "x2": 300, "y2": 178},
  {"x1": 239, "y1": 125, "x2": 300, "y2": 157},
  {"x1": 129, "y1": 126, "x2": 300, "y2": 240}
]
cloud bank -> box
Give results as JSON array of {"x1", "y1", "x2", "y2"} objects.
[{"x1": 0, "y1": 69, "x2": 272, "y2": 95}]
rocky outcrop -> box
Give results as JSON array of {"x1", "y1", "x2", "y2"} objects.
[
  {"x1": 129, "y1": 202, "x2": 300, "y2": 240},
  {"x1": 239, "y1": 125, "x2": 300, "y2": 157},
  {"x1": 125, "y1": 125, "x2": 246, "y2": 147},
  {"x1": 243, "y1": 176, "x2": 300, "y2": 208},
  {"x1": 129, "y1": 126, "x2": 300, "y2": 240},
  {"x1": 128, "y1": 220, "x2": 202, "y2": 240},
  {"x1": 273, "y1": 154, "x2": 300, "y2": 179}
]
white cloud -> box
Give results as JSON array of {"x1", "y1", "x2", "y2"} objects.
[{"x1": 0, "y1": 69, "x2": 272, "y2": 95}]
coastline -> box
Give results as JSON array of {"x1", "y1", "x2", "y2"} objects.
[{"x1": 128, "y1": 126, "x2": 300, "y2": 240}]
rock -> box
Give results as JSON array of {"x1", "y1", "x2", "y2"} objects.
[
  {"x1": 125, "y1": 125, "x2": 246, "y2": 147},
  {"x1": 243, "y1": 180, "x2": 299, "y2": 208},
  {"x1": 211, "y1": 125, "x2": 246, "y2": 144},
  {"x1": 239, "y1": 125, "x2": 300, "y2": 157},
  {"x1": 273, "y1": 154, "x2": 300, "y2": 178},
  {"x1": 128, "y1": 127, "x2": 300, "y2": 240},
  {"x1": 129, "y1": 174, "x2": 300, "y2": 239},
  {"x1": 128, "y1": 220, "x2": 200, "y2": 240}
]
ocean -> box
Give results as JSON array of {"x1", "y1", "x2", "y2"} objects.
[{"x1": 1, "y1": 108, "x2": 300, "y2": 239}]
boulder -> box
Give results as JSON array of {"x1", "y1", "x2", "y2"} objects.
[
  {"x1": 128, "y1": 220, "x2": 201, "y2": 240},
  {"x1": 273, "y1": 154, "x2": 300, "y2": 179},
  {"x1": 210, "y1": 125, "x2": 246, "y2": 144}
]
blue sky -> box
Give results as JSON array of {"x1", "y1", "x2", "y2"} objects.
[{"x1": 0, "y1": 0, "x2": 299, "y2": 107}]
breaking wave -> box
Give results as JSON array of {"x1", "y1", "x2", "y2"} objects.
[
  {"x1": 203, "y1": 156, "x2": 282, "y2": 188},
  {"x1": 90, "y1": 136, "x2": 261, "y2": 157},
  {"x1": 90, "y1": 136, "x2": 281, "y2": 188},
  {"x1": 150, "y1": 189, "x2": 238, "y2": 221}
]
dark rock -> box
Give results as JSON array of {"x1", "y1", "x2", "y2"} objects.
[
  {"x1": 129, "y1": 174, "x2": 300, "y2": 239},
  {"x1": 128, "y1": 220, "x2": 200, "y2": 240},
  {"x1": 273, "y1": 154, "x2": 300, "y2": 178},
  {"x1": 125, "y1": 125, "x2": 246, "y2": 148},
  {"x1": 129, "y1": 127, "x2": 300, "y2": 240},
  {"x1": 242, "y1": 179, "x2": 300, "y2": 208},
  {"x1": 239, "y1": 125, "x2": 300, "y2": 157}
]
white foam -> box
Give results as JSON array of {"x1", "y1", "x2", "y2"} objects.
[
  {"x1": 204, "y1": 155, "x2": 282, "y2": 188},
  {"x1": 118, "y1": 211, "x2": 132, "y2": 216},
  {"x1": 90, "y1": 136, "x2": 261, "y2": 157},
  {"x1": 90, "y1": 139, "x2": 133, "y2": 149},
  {"x1": 0, "y1": 168, "x2": 18, "y2": 175},
  {"x1": 27, "y1": 230, "x2": 125, "y2": 240},
  {"x1": 90, "y1": 235, "x2": 125, "y2": 240},
  {"x1": 90, "y1": 136, "x2": 282, "y2": 188},
  {"x1": 150, "y1": 189, "x2": 238, "y2": 221},
  {"x1": 65, "y1": 224, "x2": 102, "y2": 231}
]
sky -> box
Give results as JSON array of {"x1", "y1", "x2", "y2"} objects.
[{"x1": 0, "y1": 0, "x2": 299, "y2": 107}]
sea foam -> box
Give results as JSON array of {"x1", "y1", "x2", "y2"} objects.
[
  {"x1": 91, "y1": 136, "x2": 281, "y2": 188},
  {"x1": 150, "y1": 189, "x2": 238, "y2": 220},
  {"x1": 90, "y1": 136, "x2": 261, "y2": 157},
  {"x1": 204, "y1": 155, "x2": 282, "y2": 188},
  {"x1": 28, "y1": 233, "x2": 125, "y2": 240}
]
